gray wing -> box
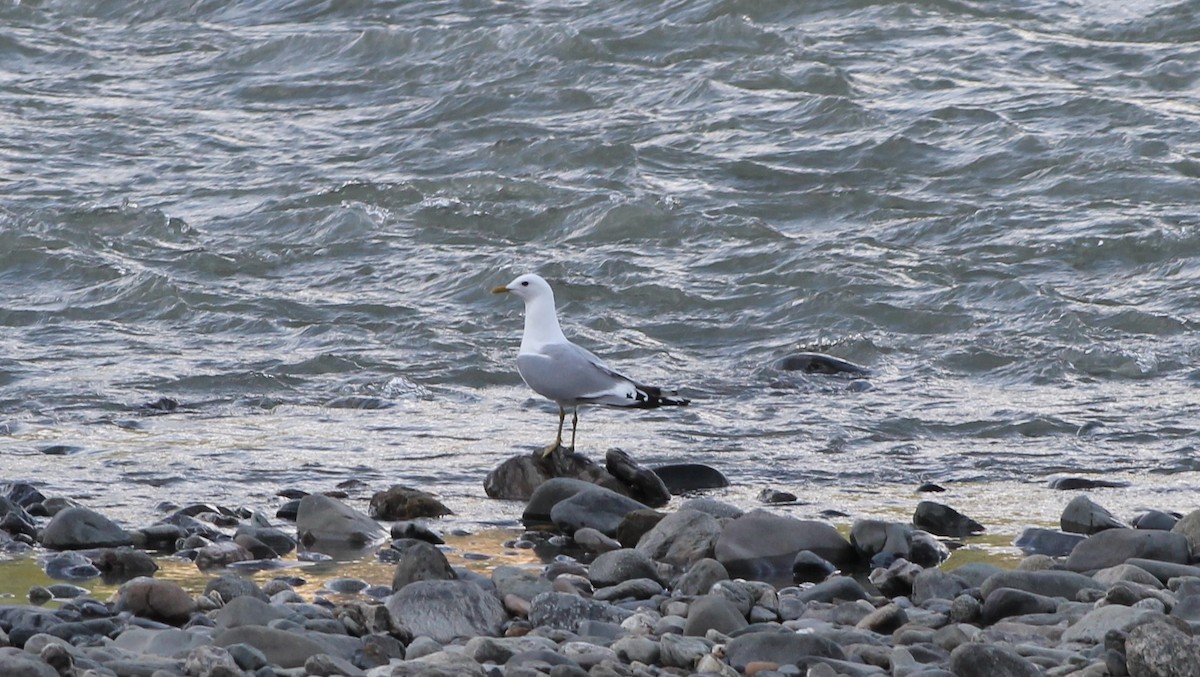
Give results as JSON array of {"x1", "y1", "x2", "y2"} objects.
[{"x1": 516, "y1": 342, "x2": 640, "y2": 406}]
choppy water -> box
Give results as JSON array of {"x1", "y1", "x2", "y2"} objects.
[{"x1": 3, "y1": 0, "x2": 1200, "y2": 537}]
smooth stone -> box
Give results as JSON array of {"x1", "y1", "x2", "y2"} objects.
[
  {"x1": 1047, "y1": 477, "x2": 1130, "y2": 490},
  {"x1": 390, "y1": 539, "x2": 455, "y2": 591},
  {"x1": 0, "y1": 647, "x2": 58, "y2": 677},
  {"x1": 305, "y1": 652, "x2": 367, "y2": 677},
  {"x1": 492, "y1": 566, "x2": 553, "y2": 602},
  {"x1": 572, "y1": 527, "x2": 621, "y2": 554},
  {"x1": 40, "y1": 507, "x2": 133, "y2": 550},
  {"x1": 1061, "y1": 494, "x2": 1127, "y2": 535},
  {"x1": 611, "y1": 636, "x2": 659, "y2": 665},
  {"x1": 604, "y1": 448, "x2": 670, "y2": 508},
  {"x1": 948, "y1": 643, "x2": 1040, "y2": 677},
  {"x1": 981, "y1": 588, "x2": 1058, "y2": 625},
  {"x1": 592, "y1": 578, "x2": 663, "y2": 601},
  {"x1": 295, "y1": 494, "x2": 385, "y2": 547},
  {"x1": 588, "y1": 548, "x2": 659, "y2": 588},
  {"x1": 1060, "y1": 604, "x2": 1161, "y2": 643},
  {"x1": 980, "y1": 569, "x2": 1105, "y2": 600},
  {"x1": 850, "y1": 519, "x2": 915, "y2": 567},
  {"x1": 183, "y1": 645, "x2": 241, "y2": 677},
  {"x1": 635, "y1": 509, "x2": 722, "y2": 568},
  {"x1": 715, "y1": 510, "x2": 857, "y2": 581},
  {"x1": 856, "y1": 602, "x2": 908, "y2": 635},
  {"x1": 223, "y1": 643, "x2": 268, "y2": 671},
  {"x1": 869, "y1": 557, "x2": 923, "y2": 597},
  {"x1": 678, "y1": 497, "x2": 744, "y2": 519},
  {"x1": 463, "y1": 636, "x2": 558, "y2": 664},
  {"x1": 1134, "y1": 510, "x2": 1179, "y2": 531},
  {"x1": 614, "y1": 509, "x2": 665, "y2": 548},
  {"x1": 194, "y1": 541, "x2": 254, "y2": 570},
  {"x1": 1013, "y1": 527, "x2": 1087, "y2": 557},
  {"x1": 792, "y1": 550, "x2": 838, "y2": 584},
  {"x1": 110, "y1": 626, "x2": 210, "y2": 657},
  {"x1": 204, "y1": 574, "x2": 268, "y2": 603},
  {"x1": 91, "y1": 546, "x2": 159, "y2": 578},
  {"x1": 389, "y1": 521, "x2": 444, "y2": 544},
  {"x1": 233, "y1": 525, "x2": 296, "y2": 556},
  {"x1": 771, "y1": 352, "x2": 869, "y2": 375},
  {"x1": 1065, "y1": 528, "x2": 1190, "y2": 572},
  {"x1": 560, "y1": 641, "x2": 619, "y2": 670},
  {"x1": 758, "y1": 488, "x2": 798, "y2": 504},
  {"x1": 911, "y1": 568, "x2": 968, "y2": 604},
  {"x1": 651, "y1": 464, "x2": 730, "y2": 494},
  {"x1": 1092, "y1": 563, "x2": 1164, "y2": 589},
  {"x1": 524, "y1": 477, "x2": 624, "y2": 524},
  {"x1": 211, "y1": 595, "x2": 295, "y2": 628},
  {"x1": 550, "y1": 488, "x2": 649, "y2": 537},
  {"x1": 684, "y1": 594, "x2": 749, "y2": 636},
  {"x1": 658, "y1": 633, "x2": 714, "y2": 669},
  {"x1": 385, "y1": 580, "x2": 506, "y2": 643},
  {"x1": 912, "y1": 501, "x2": 984, "y2": 537},
  {"x1": 908, "y1": 530, "x2": 950, "y2": 567},
  {"x1": 213, "y1": 626, "x2": 331, "y2": 669},
  {"x1": 676, "y1": 558, "x2": 731, "y2": 596},
  {"x1": 725, "y1": 631, "x2": 846, "y2": 671},
  {"x1": 114, "y1": 577, "x2": 196, "y2": 624},
  {"x1": 794, "y1": 576, "x2": 870, "y2": 603},
  {"x1": 368, "y1": 485, "x2": 452, "y2": 520},
  {"x1": 528, "y1": 591, "x2": 631, "y2": 631},
  {"x1": 1126, "y1": 558, "x2": 1200, "y2": 583},
  {"x1": 1125, "y1": 620, "x2": 1200, "y2": 676},
  {"x1": 1170, "y1": 508, "x2": 1200, "y2": 558}
]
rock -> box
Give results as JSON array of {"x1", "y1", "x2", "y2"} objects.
[
  {"x1": 715, "y1": 510, "x2": 856, "y2": 581},
  {"x1": 90, "y1": 546, "x2": 159, "y2": 579},
  {"x1": 1061, "y1": 604, "x2": 1160, "y2": 643},
  {"x1": 1125, "y1": 620, "x2": 1200, "y2": 676},
  {"x1": 233, "y1": 532, "x2": 277, "y2": 559},
  {"x1": 524, "y1": 478, "x2": 614, "y2": 524},
  {"x1": 486, "y1": 451, "x2": 625, "y2": 501},
  {"x1": 757, "y1": 488, "x2": 798, "y2": 503},
  {"x1": 492, "y1": 566, "x2": 553, "y2": 603},
  {"x1": 908, "y1": 529, "x2": 951, "y2": 567},
  {"x1": 295, "y1": 495, "x2": 385, "y2": 547},
  {"x1": 856, "y1": 602, "x2": 908, "y2": 634},
  {"x1": 792, "y1": 550, "x2": 839, "y2": 584},
  {"x1": 0, "y1": 647, "x2": 58, "y2": 677},
  {"x1": 39, "y1": 506, "x2": 132, "y2": 550},
  {"x1": 1048, "y1": 477, "x2": 1130, "y2": 490},
  {"x1": 981, "y1": 588, "x2": 1057, "y2": 625},
  {"x1": 604, "y1": 448, "x2": 670, "y2": 508},
  {"x1": 675, "y1": 558, "x2": 730, "y2": 596},
  {"x1": 1171, "y1": 508, "x2": 1200, "y2": 558},
  {"x1": 912, "y1": 501, "x2": 984, "y2": 537},
  {"x1": 678, "y1": 497, "x2": 743, "y2": 519},
  {"x1": 233, "y1": 525, "x2": 296, "y2": 555},
  {"x1": 1065, "y1": 528, "x2": 1190, "y2": 572},
  {"x1": 794, "y1": 576, "x2": 870, "y2": 604},
  {"x1": 868, "y1": 557, "x2": 923, "y2": 597},
  {"x1": 390, "y1": 539, "x2": 455, "y2": 590},
  {"x1": 213, "y1": 626, "x2": 330, "y2": 669},
  {"x1": 204, "y1": 573, "x2": 268, "y2": 602},
  {"x1": 980, "y1": 569, "x2": 1105, "y2": 600},
  {"x1": 1061, "y1": 494, "x2": 1127, "y2": 534},
  {"x1": 184, "y1": 645, "x2": 242, "y2": 677},
  {"x1": 194, "y1": 541, "x2": 254, "y2": 570},
  {"x1": 114, "y1": 577, "x2": 195, "y2": 624},
  {"x1": 635, "y1": 509, "x2": 721, "y2": 568},
  {"x1": 684, "y1": 594, "x2": 749, "y2": 636},
  {"x1": 949, "y1": 643, "x2": 1040, "y2": 677},
  {"x1": 573, "y1": 527, "x2": 621, "y2": 553},
  {"x1": 211, "y1": 595, "x2": 294, "y2": 628},
  {"x1": 1133, "y1": 510, "x2": 1179, "y2": 531},
  {"x1": 550, "y1": 487, "x2": 649, "y2": 537},
  {"x1": 724, "y1": 631, "x2": 846, "y2": 671},
  {"x1": 369, "y1": 485, "x2": 452, "y2": 520},
  {"x1": 651, "y1": 464, "x2": 730, "y2": 494},
  {"x1": 389, "y1": 521, "x2": 444, "y2": 544},
  {"x1": 41, "y1": 551, "x2": 99, "y2": 580},
  {"x1": 385, "y1": 580, "x2": 505, "y2": 643},
  {"x1": 659, "y1": 633, "x2": 713, "y2": 669},
  {"x1": 1092, "y1": 563, "x2": 1164, "y2": 589},
  {"x1": 850, "y1": 519, "x2": 914, "y2": 567},
  {"x1": 912, "y1": 568, "x2": 968, "y2": 604},
  {"x1": 593, "y1": 578, "x2": 664, "y2": 601},
  {"x1": 1012, "y1": 527, "x2": 1087, "y2": 557},
  {"x1": 588, "y1": 548, "x2": 658, "y2": 588},
  {"x1": 772, "y1": 352, "x2": 870, "y2": 375},
  {"x1": 1124, "y1": 558, "x2": 1200, "y2": 584},
  {"x1": 305, "y1": 653, "x2": 367, "y2": 677},
  {"x1": 528, "y1": 592, "x2": 630, "y2": 631}
]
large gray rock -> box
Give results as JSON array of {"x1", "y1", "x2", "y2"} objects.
[
  {"x1": 295, "y1": 495, "x2": 385, "y2": 547},
  {"x1": 850, "y1": 519, "x2": 914, "y2": 567},
  {"x1": 390, "y1": 539, "x2": 455, "y2": 591},
  {"x1": 675, "y1": 558, "x2": 730, "y2": 597},
  {"x1": 486, "y1": 451, "x2": 626, "y2": 501},
  {"x1": 385, "y1": 580, "x2": 505, "y2": 643},
  {"x1": 1060, "y1": 604, "x2": 1160, "y2": 643},
  {"x1": 981, "y1": 588, "x2": 1058, "y2": 625},
  {"x1": 1065, "y1": 528, "x2": 1190, "y2": 572},
  {"x1": 113, "y1": 576, "x2": 196, "y2": 624},
  {"x1": 211, "y1": 595, "x2": 295, "y2": 629},
  {"x1": 1061, "y1": 494, "x2": 1127, "y2": 535},
  {"x1": 1170, "y1": 508, "x2": 1200, "y2": 558},
  {"x1": 913, "y1": 501, "x2": 984, "y2": 537},
  {"x1": 948, "y1": 643, "x2": 1040, "y2": 677},
  {"x1": 1125, "y1": 620, "x2": 1200, "y2": 677},
  {"x1": 979, "y1": 569, "x2": 1105, "y2": 600},
  {"x1": 40, "y1": 506, "x2": 132, "y2": 550},
  {"x1": 911, "y1": 568, "x2": 968, "y2": 604},
  {"x1": 213, "y1": 626, "x2": 332, "y2": 669},
  {"x1": 724, "y1": 631, "x2": 845, "y2": 671},
  {"x1": 1013, "y1": 527, "x2": 1086, "y2": 557},
  {"x1": 635, "y1": 509, "x2": 721, "y2": 568},
  {"x1": 588, "y1": 548, "x2": 658, "y2": 588},
  {"x1": 550, "y1": 488, "x2": 648, "y2": 537},
  {"x1": 0, "y1": 647, "x2": 58, "y2": 677},
  {"x1": 491, "y1": 566, "x2": 552, "y2": 602},
  {"x1": 715, "y1": 510, "x2": 856, "y2": 581},
  {"x1": 683, "y1": 594, "x2": 748, "y2": 637},
  {"x1": 528, "y1": 591, "x2": 630, "y2": 631}
]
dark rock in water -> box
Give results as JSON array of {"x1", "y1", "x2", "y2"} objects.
[
  {"x1": 1171, "y1": 508, "x2": 1200, "y2": 558},
  {"x1": 275, "y1": 498, "x2": 302, "y2": 521},
  {"x1": 139, "y1": 396, "x2": 179, "y2": 412},
  {"x1": 91, "y1": 546, "x2": 159, "y2": 580},
  {"x1": 41, "y1": 551, "x2": 101, "y2": 580},
  {"x1": 389, "y1": 521, "x2": 444, "y2": 544},
  {"x1": 0, "y1": 497, "x2": 37, "y2": 539},
  {"x1": 715, "y1": 510, "x2": 857, "y2": 581},
  {"x1": 205, "y1": 574, "x2": 269, "y2": 603},
  {"x1": 528, "y1": 591, "x2": 630, "y2": 631},
  {"x1": 1047, "y1": 477, "x2": 1131, "y2": 490},
  {"x1": 604, "y1": 448, "x2": 670, "y2": 508},
  {"x1": 386, "y1": 580, "x2": 506, "y2": 643},
  {"x1": 795, "y1": 575, "x2": 870, "y2": 604},
  {"x1": 1061, "y1": 494, "x2": 1127, "y2": 534},
  {"x1": 324, "y1": 395, "x2": 391, "y2": 410},
  {"x1": 1133, "y1": 509, "x2": 1179, "y2": 531},
  {"x1": 949, "y1": 643, "x2": 1041, "y2": 677},
  {"x1": 523, "y1": 478, "x2": 601, "y2": 525},
  {"x1": 1125, "y1": 620, "x2": 1200, "y2": 677},
  {"x1": 913, "y1": 501, "x2": 984, "y2": 537},
  {"x1": 40, "y1": 506, "x2": 133, "y2": 550},
  {"x1": 195, "y1": 541, "x2": 255, "y2": 570},
  {"x1": 908, "y1": 529, "x2": 950, "y2": 567},
  {"x1": 551, "y1": 488, "x2": 649, "y2": 537},
  {"x1": 635, "y1": 509, "x2": 721, "y2": 568},
  {"x1": 391, "y1": 539, "x2": 455, "y2": 591},
  {"x1": 492, "y1": 565, "x2": 553, "y2": 602},
  {"x1": 1065, "y1": 528, "x2": 1189, "y2": 572},
  {"x1": 234, "y1": 533, "x2": 279, "y2": 560},
  {"x1": 38, "y1": 444, "x2": 82, "y2": 456},
  {"x1": 2, "y1": 482, "x2": 46, "y2": 508},
  {"x1": 771, "y1": 352, "x2": 870, "y2": 376},
  {"x1": 369, "y1": 485, "x2": 452, "y2": 520},
  {"x1": 296, "y1": 495, "x2": 385, "y2": 547},
  {"x1": 724, "y1": 631, "x2": 846, "y2": 672},
  {"x1": 615, "y1": 509, "x2": 665, "y2": 548},
  {"x1": 234, "y1": 525, "x2": 296, "y2": 556},
  {"x1": 916, "y1": 482, "x2": 946, "y2": 493},
  {"x1": 651, "y1": 463, "x2": 729, "y2": 494},
  {"x1": 792, "y1": 550, "x2": 838, "y2": 583},
  {"x1": 485, "y1": 449, "x2": 626, "y2": 501},
  {"x1": 850, "y1": 519, "x2": 914, "y2": 568},
  {"x1": 1013, "y1": 527, "x2": 1086, "y2": 557},
  {"x1": 757, "y1": 488, "x2": 798, "y2": 504},
  {"x1": 114, "y1": 576, "x2": 196, "y2": 624}
]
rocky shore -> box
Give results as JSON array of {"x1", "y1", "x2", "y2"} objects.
[{"x1": 2, "y1": 449, "x2": 1200, "y2": 677}]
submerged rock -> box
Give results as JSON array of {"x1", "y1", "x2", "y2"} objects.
[
  {"x1": 1060, "y1": 494, "x2": 1126, "y2": 535},
  {"x1": 604, "y1": 448, "x2": 670, "y2": 508},
  {"x1": 912, "y1": 501, "x2": 984, "y2": 537},
  {"x1": 650, "y1": 463, "x2": 729, "y2": 493},
  {"x1": 771, "y1": 352, "x2": 870, "y2": 376},
  {"x1": 368, "y1": 485, "x2": 452, "y2": 520},
  {"x1": 295, "y1": 495, "x2": 385, "y2": 547}
]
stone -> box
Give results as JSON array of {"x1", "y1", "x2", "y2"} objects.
[
  {"x1": 675, "y1": 558, "x2": 730, "y2": 596},
  {"x1": 715, "y1": 510, "x2": 856, "y2": 581},
  {"x1": 183, "y1": 645, "x2": 241, "y2": 677},
  {"x1": 114, "y1": 576, "x2": 196, "y2": 624},
  {"x1": 1125, "y1": 558, "x2": 1200, "y2": 584},
  {"x1": 213, "y1": 626, "x2": 330, "y2": 669},
  {"x1": 492, "y1": 566, "x2": 553, "y2": 602},
  {"x1": 912, "y1": 501, "x2": 984, "y2": 537},
  {"x1": 1065, "y1": 528, "x2": 1190, "y2": 572},
  {"x1": 1092, "y1": 563, "x2": 1164, "y2": 589},
  {"x1": 792, "y1": 550, "x2": 838, "y2": 584},
  {"x1": 389, "y1": 520, "x2": 444, "y2": 544},
  {"x1": 908, "y1": 529, "x2": 950, "y2": 567},
  {"x1": 912, "y1": 568, "x2": 968, "y2": 604},
  {"x1": 194, "y1": 541, "x2": 254, "y2": 570},
  {"x1": 856, "y1": 602, "x2": 908, "y2": 634},
  {"x1": 305, "y1": 652, "x2": 367, "y2": 677},
  {"x1": 612, "y1": 636, "x2": 659, "y2": 665},
  {"x1": 635, "y1": 509, "x2": 721, "y2": 568},
  {"x1": 385, "y1": 580, "x2": 505, "y2": 643},
  {"x1": 233, "y1": 525, "x2": 296, "y2": 556},
  {"x1": 369, "y1": 485, "x2": 452, "y2": 520},
  {"x1": 204, "y1": 574, "x2": 268, "y2": 602},
  {"x1": 588, "y1": 548, "x2": 658, "y2": 588},
  {"x1": 487, "y1": 450, "x2": 627, "y2": 501},
  {"x1": 981, "y1": 588, "x2": 1057, "y2": 625},
  {"x1": 793, "y1": 576, "x2": 870, "y2": 604},
  {"x1": 296, "y1": 494, "x2": 385, "y2": 547},
  {"x1": 757, "y1": 488, "x2": 798, "y2": 503},
  {"x1": 1170, "y1": 508, "x2": 1200, "y2": 558},
  {"x1": 850, "y1": 519, "x2": 915, "y2": 567},
  {"x1": 550, "y1": 488, "x2": 649, "y2": 537},
  {"x1": 1060, "y1": 604, "x2": 1161, "y2": 643},
  {"x1": 0, "y1": 647, "x2": 57, "y2": 677},
  {"x1": 615, "y1": 508, "x2": 665, "y2": 547},
  {"x1": 1013, "y1": 527, "x2": 1087, "y2": 557},
  {"x1": 651, "y1": 463, "x2": 730, "y2": 493},
  {"x1": 1048, "y1": 477, "x2": 1130, "y2": 490},
  {"x1": 1133, "y1": 510, "x2": 1179, "y2": 531},
  {"x1": 659, "y1": 633, "x2": 713, "y2": 669},
  {"x1": 724, "y1": 631, "x2": 846, "y2": 671},
  {"x1": 948, "y1": 643, "x2": 1040, "y2": 677},
  {"x1": 1061, "y1": 494, "x2": 1127, "y2": 534},
  {"x1": 979, "y1": 569, "x2": 1105, "y2": 600},
  {"x1": 604, "y1": 448, "x2": 670, "y2": 508},
  {"x1": 528, "y1": 591, "x2": 630, "y2": 631},
  {"x1": 684, "y1": 594, "x2": 749, "y2": 636},
  {"x1": 593, "y1": 578, "x2": 663, "y2": 601},
  {"x1": 573, "y1": 527, "x2": 621, "y2": 553},
  {"x1": 211, "y1": 595, "x2": 295, "y2": 628},
  {"x1": 678, "y1": 497, "x2": 744, "y2": 519},
  {"x1": 1125, "y1": 620, "x2": 1200, "y2": 677},
  {"x1": 91, "y1": 546, "x2": 159, "y2": 579},
  {"x1": 390, "y1": 539, "x2": 455, "y2": 590},
  {"x1": 39, "y1": 506, "x2": 132, "y2": 550},
  {"x1": 868, "y1": 557, "x2": 923, "y2": 597}
]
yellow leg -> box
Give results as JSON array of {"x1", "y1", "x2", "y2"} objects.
[
  {"x1": 568, "y1": 409, "x2": 578, "y2": 450},
  {"x1": 540, "y1": 407, "x2": 566, "y2": 458}
]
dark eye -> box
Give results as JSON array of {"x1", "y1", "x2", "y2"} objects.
[{"x1": 520, "y1": 281, "x2": 529, "y2": 287}]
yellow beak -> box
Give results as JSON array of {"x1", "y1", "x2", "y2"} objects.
[{"x1": 491, "y1": 285, "x2": 510, "y2": 294}]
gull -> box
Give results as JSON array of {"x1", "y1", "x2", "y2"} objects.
[{"x1": 492, "y1": 273, "x2": 689, "y2": 457}]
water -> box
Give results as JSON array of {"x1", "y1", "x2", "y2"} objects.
[{"x1": 2, "y1": 0, "x2": 1200, "y2": 548}]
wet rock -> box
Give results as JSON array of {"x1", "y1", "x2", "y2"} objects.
[
  {"x1": 868, "y1": 558, "x2": 923, "y2": 597},
  {"x1": 949, "y1": 643, "x2": 1040, "y2": 677},
  {"x1": 1134, "y1": 510, "x2": 1179, "y2": 531},
  {"x1": 183, "y1": 645, "x2": 241, "y2": 677},
  {"x1": 912, "y1": 568, "x2": 969, "y2": 604},
  {"x1": 485, "y1": 450, "x2": 625, "y2": 501},
  {"x1": 725, "y1": 631, "x2": 846, "y2": 672},
  {"x1": 550, "y1": 487, "x2": 649, "y2": 537},
  {"x1": 114, "y1": 576, "x2": 195, "y2": 624},
  {"x1": 234, "y1": 525, "x2": 296, "y2": 556},
  {"x1": 794, "y1": 576, "x2": 870, "y2": 603},
  {"x1": 650, "y1": 463, "x2": 730, "y2": 494},
  {"x1": 1061, "y1": 494, "x2": 1127, "y2": 535},
  {"x1": 1065, "y1": 528, "x2": 1190, "y2": 572},
  {"x1": 40, "y1": 506, "x2": 132, "y2": 550},
  {"x1": 675, "y1": 557, "x2": 730, "y2": 596},
  {"x1": 296, "y1": 495, "x2": 385, "y2": 547},
  {"x1": 604, "y1": 448, "x2": 670, "y2": 508},
  {"x1": 909, "y1": 529, "x2": 951, "y2": 567},
  {"x1": 211, "y1": 595, "x2": 295, "y2": 629},
  {"x1": 528, "y1": 591, "x2": 630, "y2": 631},
  {"x1": 917, "y1": 482, "x2": 946, "y2": 493},
  {"x1": 857, "y1": 602, "x2": 908, "y2": 634},
  {"x1": 369, "y1": 485, "x2": 452, "y2": 520},
  {"x1": 1048, "y1": 477, "x2": 1130, "y2": 490},
  {"x1": 390, "y1": 539, "x2": 455, "y2": 591},
  {"x1": 1125, "y1": 620, "x2": 1200, "y2": 677},
  {"x1": 233, "y1": 532, "x2": 278, "y2": 559},
  {"x1": 593, "y1": 577, "x2": 663, "y2": 601},
  {"x1": 389, "y1": 521, "x2": 444, "y2": 544},
  {"x1": 684, "y1": 594, "x2": 749, "y2": 636},
  {"x1": 1171, "y1": 508, "x2": 1200, "y2": 557},
  {"x1": 492, "y1": 565, "x2": 553, "y2": 602},
  {"x1": 635, "y1": 508, "x2": 721, "y2": 568},
  {"x1": 194, "y1": 541, "x2": 254, "y2": 570},
  {"x1": 715, "y1": 510, "x2": 856, "y2": 580},
  {"x1": 757, "y1": 488, "x2": 797, "y2": 504},
  {"x1": 1124, "y1": 558, "x2": 1200, "y2": 584},
  {"x1": 306, "y1": 652, "x2": 367, "y2": 677},
  {"x1": 1013, "y1": 527, "x2": 1087, "y2": 557},
  {"x1": 41, "y1": 551, "x2": 100, "y2": 580},
  {"x1": 851, "y1": 519, "x2": 914, "y2": 567},
  {"x1": 588, "y1": 548, "x2": 658, "y2": 588},
  {"x1": 772, "y1": 352, "x2": 869, "y2": 375},
  {"x1": 792, "y1": 550, "x2": 839, "y2": 584},
  {"x1": 523, "y1": 478, "x2": 612, "y2": 525},
  {"x1": 573, "y1": 526, "x2": 621, "y2": 553},
  {"x1": 912, "y1": 501, "x2": 984, "y2": 537},
  {"x1": 615, "y1": 509, "x2": 665, "y2": 548},
  {"x1": 659, "y1": 633, "x2": 714, "y2": 669},
  {"x1": 980, "y1": 569, "x2": 1104, "y2": 600},
  {"x1": 678, "y1": 497, "x2": 743, "y2": 519},
  {"x1": 205, "y1": 573, "x2": 268, "y2": 602},
  {"x1": 386, "y1": 580, "x2": 505, "y2": 643}
]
